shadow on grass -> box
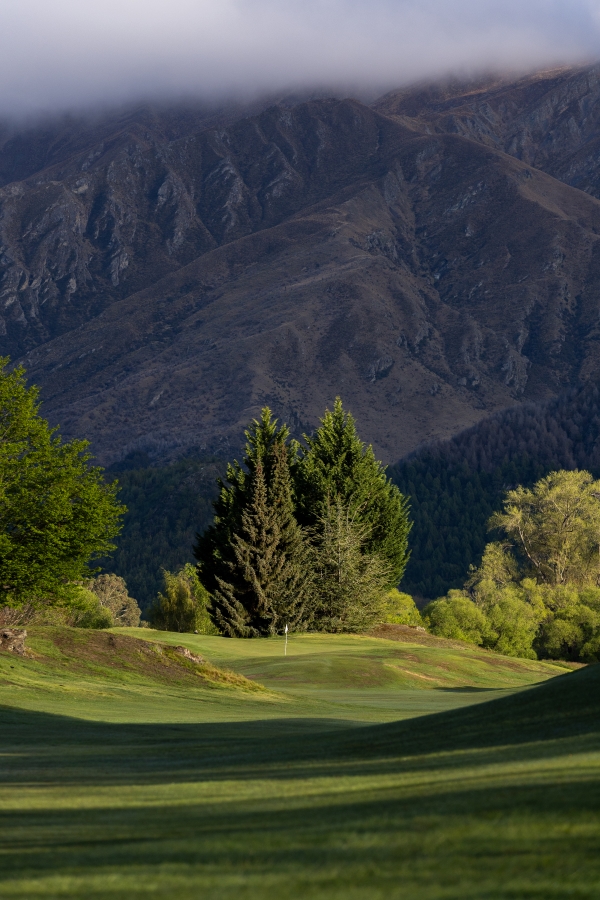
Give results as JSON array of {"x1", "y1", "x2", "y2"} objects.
[
  {"x1": 2, "y1": 770, "x2": 600, "y2": 886},
  {"x1": 1, "y1": 665, "x2": 599, "y2": 788}
]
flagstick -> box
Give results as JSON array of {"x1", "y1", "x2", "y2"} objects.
[{"x1": 284, "y1": 624, "x2": 288, "y2": 656}]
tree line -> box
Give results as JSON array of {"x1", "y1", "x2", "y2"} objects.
[
  {"x1": 6, "y1": 350, "x2": 599, "y2": 663},
  {"x1": 0, "y1": 357, "x2": 414, "y2": 637},
  {"x1": 424, "y1": 469, "x2": 600, "y2": 662}
]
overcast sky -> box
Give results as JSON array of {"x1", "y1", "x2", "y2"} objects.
[{"x1": 2, "y1": 0, "x2": 600, "y2": 116}]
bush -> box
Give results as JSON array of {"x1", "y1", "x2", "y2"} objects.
[
  {"x1": 533, "y1": 584, "x2": 600, "y2": 661},
  {"x1": 424, "y1": 592, "x2": 490, "y2": 644},
  {"x1": 481, "y1": 588, "x2": 540, "y2": 658},
  {"x1": 62, "y1": 587, "x2": 113, "y2": 629},
  {"x1": 384, "y1": 589, "x2": 422, "y2": 626}
]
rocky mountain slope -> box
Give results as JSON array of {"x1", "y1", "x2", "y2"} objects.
[{"x1": 5, "y1": 65, "x2": 600, "y2": 463}]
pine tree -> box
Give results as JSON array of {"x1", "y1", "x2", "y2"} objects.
[
  {"x1": 196, "y1": 411, "x2": 310, "y2": 636},
  {"x1": 296, "y1": 398, "x2": 411, "y2": 586},
  {"x1": 194, "y1": 408, "x2": 296, "y2": 599},
  {"x1": 310, "y1": 499, "x2": 390, "y2": 632}
]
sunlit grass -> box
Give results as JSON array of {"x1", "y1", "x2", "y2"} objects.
[{"x1": 0, "y1": 627, "x2": 598, "y2": 899}]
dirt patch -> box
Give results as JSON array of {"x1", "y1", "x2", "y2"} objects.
[{"x1": 174, "y1": 646, "x2": 205, "y2": 664}]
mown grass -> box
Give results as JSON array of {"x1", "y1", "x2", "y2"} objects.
[{"x1": 0, "y1": 627, "x2": 598, "y2": 899}]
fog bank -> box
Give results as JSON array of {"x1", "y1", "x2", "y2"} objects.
[{"x1": 2, "y1": 0, "x2": 600, "y2": 115}]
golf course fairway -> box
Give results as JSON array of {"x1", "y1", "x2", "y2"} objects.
[{"x1": 0, "y1": 626, "x2": 598, "y2": 899}]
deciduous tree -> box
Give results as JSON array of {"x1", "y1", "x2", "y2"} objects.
[
  {"x1": 490, "y1": 469, "x2": 600, "y2": 586},
  {"x1": 0, "y1": 359, "x2": 125, "y2": 608}
]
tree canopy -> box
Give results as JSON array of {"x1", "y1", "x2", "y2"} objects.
[
  {"x1": 425, "y1": 470, "x2": 600, "y2": 661},
  {"x1": 0, "y1": 359, "x2": 125, "y2": 608},
  {"x1": 489, "y1": 469, "x2": 600, "y2": 586}
]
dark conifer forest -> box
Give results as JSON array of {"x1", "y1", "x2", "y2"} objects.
[{"x1": 101, "y1": 453, "x2": 226, "y2": 609}]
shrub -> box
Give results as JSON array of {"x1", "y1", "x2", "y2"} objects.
[
  {"x1": 384, "y1": 589, "x2": 422, "y2": 626},
  {"x1": 64, "y1": 587, "x2": 113, "y2": 629},
  {"x1": 481, "y1": 588, "x2": 540, "y2": 658},
  {"x1": 424, "y1": 591, "x2": 490, "y2": 644},
  {"x1": 534, "y1": 585, "x2": 600, "y2": 661}
]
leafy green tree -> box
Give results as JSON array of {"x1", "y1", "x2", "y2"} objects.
[
  {"x1": 149, "y1": 564, "x2": 216, "y2": 633},
  {"x1": 0, "y1": 359, "x2": 125, "y2": 609},
  {"x1": 68, "y1": 587, "x2": 114, "y2": 629},
  {"x1": 534, "y1": 584, "x2": 600, "y2": 661},
  {"x1": 211, "y1": 446, "x2": 312, "y2": 637},
  {"x1": 310, "y1": 499, "x2": 390, "y2": 633},
  {"x1": 481, "y1": 587, "x2": 541, "y2": 659},
  {"x1": 88, "y1": 574, "x2": 141, "y2": 627},
  {"x1": 490, "y1": 470, "x2": 600, "y2": 586},
  {"x1": 296, "y1": 398, "x2": 411, "y2": 587},
  {"x1": 458, "y1": 547, "x2": 544, "y2": 657}
]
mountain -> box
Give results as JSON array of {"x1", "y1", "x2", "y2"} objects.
[{"x1": 5, "y1": 65, "x2": 600, "y2": 463}]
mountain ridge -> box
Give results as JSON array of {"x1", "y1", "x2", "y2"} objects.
[{"x1": 5, "y1": 66, "x2": 600, "y2": 462}]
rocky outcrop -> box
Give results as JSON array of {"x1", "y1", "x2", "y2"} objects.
[
  {"x1": 0, "y1": 628, "x2": 26, "y2": 655},
  {"x1": 174, "y1": 646, "x2": 204, "y2": 664}
]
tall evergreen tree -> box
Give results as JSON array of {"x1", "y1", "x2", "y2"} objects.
[
  {"x1": 296, "y1": 398, "x2": 411, "y2": 586},
  {"x1": 195, "y1": 411, "x2": 310, "y2": 636},
  {"x1": 311, "y1": 498, "x2": 390, "y2": 632}
]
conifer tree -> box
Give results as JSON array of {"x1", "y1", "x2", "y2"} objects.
[
  {"x1": 195, "y1": 411, "x2": 310, "y2": 636},
  {"x1": 195, "y1": 409, "x2": 293, "y2": 595},
  {"x1": 296, "y1": 398, "x2": 411, "y2": 586},
  {"x1": 310, "y1": 499, "x2": 390, "y2": 632}
]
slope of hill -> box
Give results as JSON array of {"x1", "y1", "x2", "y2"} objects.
[
  {"x1": 0, "y1": 627, "x2": 597, "y2": 899},
  {"x1": 5, "y1": 64, "x2": 600, "y2": 463},
  {"x1": 375, "y1": 64, "x2": 600, "y2": 198}
]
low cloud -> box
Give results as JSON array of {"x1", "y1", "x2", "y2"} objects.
[{"x1": 2, "y1": 0, "x2": 600, "y2": 116}]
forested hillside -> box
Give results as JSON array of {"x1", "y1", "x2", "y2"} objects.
[
  {"x1": 102, "y1": 453, "x2": 225, "y2": 608},
  {"x1": 104, "y1": 380, "x2": 600, "y2": 608},
  {"x1": 390, "y1": 380, "x2": 600, "y2": 600}
]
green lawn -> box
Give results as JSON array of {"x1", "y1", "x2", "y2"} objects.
[{"x1": 0, "y1": 627, "x2": 598, "y2": 899}]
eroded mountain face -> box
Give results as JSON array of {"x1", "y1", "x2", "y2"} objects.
[{"x1": 5, "y1": 66, "x2": 600, "y2": 463}]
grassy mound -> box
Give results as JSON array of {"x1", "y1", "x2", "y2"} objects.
[{"x1": 26, "y1": 626, "x2": 264, "y2": 691}]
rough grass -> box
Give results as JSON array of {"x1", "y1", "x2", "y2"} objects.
[{"x1": 0, "y1": 627, "x2": 598, "y2": 899}]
